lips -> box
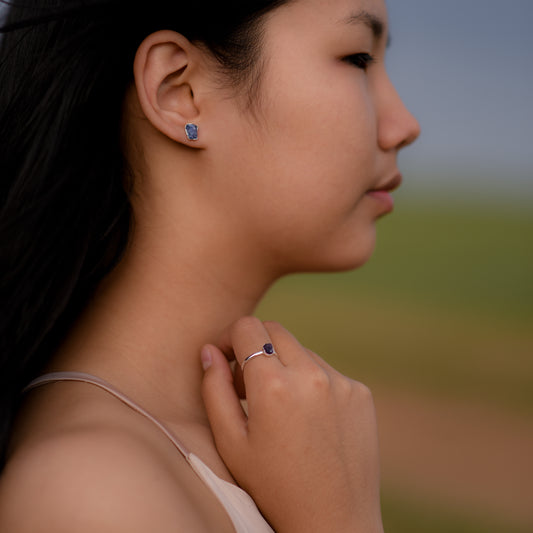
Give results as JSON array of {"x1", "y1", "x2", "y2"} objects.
[
  {"x1": 365, "y1": 172, "x2": 402, "y2": 215},
  {"x1": 368, "y1": 172, "x2": 403, "y2": 194}
]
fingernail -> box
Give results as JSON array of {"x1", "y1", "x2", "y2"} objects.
[{"x1": 201, "y1": 346, "x2": 212, "y2": 370}]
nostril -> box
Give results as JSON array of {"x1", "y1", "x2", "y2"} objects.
[{"x1": 401, "y1": 118, "x2": 421, "y2": 149}]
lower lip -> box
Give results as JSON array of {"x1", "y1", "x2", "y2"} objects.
[{"x1": 366, "y1": 190, "x2": 395, "y2": 212}]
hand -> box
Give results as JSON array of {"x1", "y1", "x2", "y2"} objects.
[{"x1": 201, "y1": 317, "x2": 383, "y2": 533}]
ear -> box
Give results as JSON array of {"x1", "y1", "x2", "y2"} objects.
[{"x1": 133, "y1": 30, "x2": 206, "y2": 147}]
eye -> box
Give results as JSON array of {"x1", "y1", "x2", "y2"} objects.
[{"x1": 344, "y1": 53, "x2": 375, "y2": 71}]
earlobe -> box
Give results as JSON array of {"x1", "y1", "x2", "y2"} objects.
[{"x1": 133, "y1": 30, "x2": 204, "y2": 147}]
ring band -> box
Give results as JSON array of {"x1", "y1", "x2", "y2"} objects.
[{"x1": 241, "y1": 343, "x2": 277, "y2": 372}]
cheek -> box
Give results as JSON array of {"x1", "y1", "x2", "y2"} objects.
[
  {"x1": 256, "y1": 74, "x2": 377, "y2": 221},
  {"x1": 266, "y1": 62, "x2": 377, "y2": 178},
  {"x1": 205, "y1": 64, "x2": 380, "y2": 271}
]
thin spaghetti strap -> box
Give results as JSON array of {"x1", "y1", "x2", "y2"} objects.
[
  {"x1": 24, "y1": 371, "x2": 191, "y2": 457},
  {"x1": 24, "y1": 371, "x2": 275, "y2": 533}
]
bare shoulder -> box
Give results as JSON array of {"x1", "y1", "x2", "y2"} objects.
[{"x1": 0, "y1": 426, "x2": 214, "y2": 532}]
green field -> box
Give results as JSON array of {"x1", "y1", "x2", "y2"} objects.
[{"x1": 256, "y1": 195, "x2": 533, "y2": 532}]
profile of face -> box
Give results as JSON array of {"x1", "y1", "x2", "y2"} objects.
[
  {"x1": 197, "y1": 0, "x2": 420, "y2": 275},
  {"x1": 136, "y1": 0, "x2": 420, "y2": 277}
]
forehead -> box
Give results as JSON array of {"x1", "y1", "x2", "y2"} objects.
[
  {"x1": 270, "y1": 0, "x2": 388, "y2": 40},
  {"x1": 291, "y1": 0, "x2": 387, "y2": 23}
]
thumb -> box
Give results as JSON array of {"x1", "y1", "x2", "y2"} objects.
[{"x1": 201, "y1": 344, "x2": 248, "y2": 458}]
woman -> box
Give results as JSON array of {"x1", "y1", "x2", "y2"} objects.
[{"x1": 0, "y1": 0, "x2": 420, "y2": 531}]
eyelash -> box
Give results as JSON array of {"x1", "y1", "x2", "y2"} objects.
[{"x1": 344, "y1": 53, "x2": 375, "y2": 71}]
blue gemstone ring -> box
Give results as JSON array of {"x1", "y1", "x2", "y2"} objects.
[{"x1": 241, "y1": 343, "x2": 277, "y2": 372}]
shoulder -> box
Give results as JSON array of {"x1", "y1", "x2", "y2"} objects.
[{"x1": 0, "y1": 425, "x2": 214, "y2": 532}]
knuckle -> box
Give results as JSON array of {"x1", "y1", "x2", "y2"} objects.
[
  {"x1": 261, "y1": 374, "x2": 289, "y2": 399},
  {"x1": 306, "y1": 365, "x2": 331, "y2": 393},
  {"x1": 353, "y1": 381, "x2": 374, "y2": 402},
  {"x1": 333, "y1": 374, "x2": 353, "y2": 395}
]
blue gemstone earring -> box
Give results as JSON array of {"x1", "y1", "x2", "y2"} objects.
[{"x1": 185, "y1": 123, "x2": 199, "y2": 141}]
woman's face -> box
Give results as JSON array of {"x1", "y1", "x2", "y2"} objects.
[{"x1": 204, "y1": 0, "x2": 420, "y2": 273}]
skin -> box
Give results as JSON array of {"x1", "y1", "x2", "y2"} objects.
[{"x1": 0, "y1": 0, "x2": 419, "y2": 531}]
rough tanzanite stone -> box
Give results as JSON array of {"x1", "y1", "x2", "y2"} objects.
[
  {"x1": 185, "y1": 123, "x2": 198, "y2": 141},
  {"x1": 263, "y1": 343, "x2": 274, "y2": 355}
]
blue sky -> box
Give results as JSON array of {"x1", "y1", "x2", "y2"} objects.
[{"x1": 386, "y1": 0, "x2": 533, "y2": 197}]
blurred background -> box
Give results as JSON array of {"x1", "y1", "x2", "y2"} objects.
[
  {"x1": 259, "y1": 1, "x2": 532, "y2": 532},
  {"x1": 1, "y1": 1, "x2": 530, "y2": 531}
]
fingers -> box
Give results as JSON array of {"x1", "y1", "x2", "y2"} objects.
[
  {"x1": 214, "y1": 317, "x2": 340, "y2": 407},
  {"x1": 201, "y1": 344, "x2": 248, "y2": 456},
  {"x1": 263, "y1": 321, "x2": 340, "y2": 374},
  {"x1": 219, "y1": 317, "x2": 323, "y2": 373},
  {"x1": 262, "y1": 321, "x2": 311, "y2": 367},
  {"x1": 217, "y1": 317, "x2": 272, "y2": 363},
  {"x1": 227, "y1": 317, "x2": 285, "y2": 375}
]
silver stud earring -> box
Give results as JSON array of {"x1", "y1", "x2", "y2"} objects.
[{"x1": 185, "y1": 123, "x2": 199, "y2": 141}]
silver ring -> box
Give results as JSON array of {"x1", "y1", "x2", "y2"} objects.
[{"x1": 241, "y1": 343, "x2": 277, "y2": 372}]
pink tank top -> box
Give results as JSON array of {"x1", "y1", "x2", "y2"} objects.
[{"x1": 24, "y1": 372, "x2": 274, "y2": 533}]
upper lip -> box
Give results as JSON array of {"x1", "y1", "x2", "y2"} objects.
[{"x1": 369, "y1": 172, "x2": 403, "y2": 193}]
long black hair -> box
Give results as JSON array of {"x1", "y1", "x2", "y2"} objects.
[{"x1": 0, "y1": 0, "x2": 287, "y2": 470}]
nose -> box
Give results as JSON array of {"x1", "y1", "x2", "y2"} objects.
[{"x1": 377, "y1": 77, "x2": 421, "y2": 152}]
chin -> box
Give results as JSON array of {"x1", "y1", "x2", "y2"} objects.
[
  {"x1": 288, "y1": 229, "x2": 378, "y2": 274},
  {"x1": 321, "y1": 246, "x2": 376, "y2": 273}
]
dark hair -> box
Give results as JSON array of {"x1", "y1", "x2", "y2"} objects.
[{"x1": 0, "y1": 0, "x2": 288, "y2": 470}]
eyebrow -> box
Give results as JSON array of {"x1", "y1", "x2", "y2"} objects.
[{"x1": 341, "y1": 10, "x2": 391, "y2": 46}]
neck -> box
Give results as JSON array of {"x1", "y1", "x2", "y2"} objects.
[{"x1": 50, "y1": 224, "x2": 276, "y2": 429}]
